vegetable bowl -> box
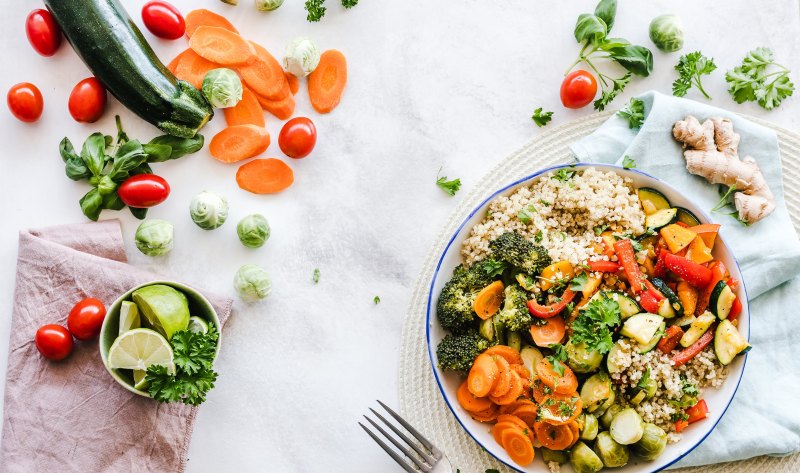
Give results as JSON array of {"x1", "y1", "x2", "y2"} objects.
[{"x1": 425, "y1": 164, "x2": 749, "y2": 472}]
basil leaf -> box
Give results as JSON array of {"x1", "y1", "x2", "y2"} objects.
[
  {"x1": 608, "y1": 44, "x2": 654, "y2": 77},
  {"x1": 597, "y1": 37, "x2": 630, "y2": 50},
  {"x1": 109, "y1": 140, "x2": 148, "y2": 181},
  {"x1": 59, "y1": 137, "x2": 79, "y2": 162},
  {"x1": 132, "y1": 163, "x2": 153, "y2": 175},
  {"x1": 79, "y1": 188, "x2": 104, "y2": 221},
  {"x1": 594, "y1": 0, "x2": 617, "y2": 32},
  {"x1": 102, "y1": 192, "x2": 126, "y2": 211},
  {"x1": 97, "y1": 175, "x2": 118, "y2": 196},
  {"x1": 147, "y1": 134, "x2": 204, "y2": 162},
  {"x1": 142, "y1": 143, "x2": 173, "y2": 163},
  {"x1": 64, "y1": 158, "x2": 91, "y2": 181},
  {"x1": 574, "y1": 14, "x2": 607, "y2": 45},
  {"x1": 129, "y1": 207, "x2": 148, "y2": 220},
  {"x1": 81, "y1": 133, "x2": 107, "y2": 177}
]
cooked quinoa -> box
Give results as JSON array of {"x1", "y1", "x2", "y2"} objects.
[{"x1": 461, "y1": 167, "x2": 646, "y2": 266}]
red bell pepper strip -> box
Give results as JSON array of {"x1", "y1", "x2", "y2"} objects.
[
  {"x1": 695, "y1": 261, "x2": 728, "y2": 315},
  {"x1": 675, "y1": 418, "x2": 690, "y2": 433},
  {"x1": 587, "y1": 260, "x2": 620, "y2": 272},
  {"x1": 664, "y1": 253, "x2": 713, "y2": 288},
  {"x1": 727, "y1": 279, "x2": 743, "y2": 321},
  {"x1": 652, "y1": 249, "x2": 669, "y2": 279},
  {"x1": 639, "y1": 289, "x2": 661, "y2": 313},
  {"x1": 672, "y1": 327, "x2": 716, "y2": 367},
  {"x1": 613, "y1": 239, "x2": 646, "y2": 294},
  {"x1": 686, "y1": 399, "x2": 709, "y2": 424},
  {"x1": 644, "y1": 280, "x2": 665, "y2": 300},
  {"x1": 527, "y1": 288, "x2": 577, "y2": 319},
  {"x1": 657, "y1": 325, "x2": 684, "y2": 354}
]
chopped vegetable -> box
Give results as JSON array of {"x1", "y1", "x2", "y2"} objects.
[
  {"x1": 663, "y1": 253, "x2": 713, "y2": 288},
  {"x1": 617, "y1": 98, "x2": 644, "y2": 129},
  {"x1": 283, "y1": 37, "x2": 320, "y2": 78},
  {"x1": 725, "y1": 47, "x2": 794, "y2": 110},
  {"x1": 189, "y1": 191, "x2": 229, "y2": 230},
  {"x1": 256, "y1": 91, "x2": 296, "y2": 120},
  {"x1": 613, "y1": 238, "x2": 645, "y2": 293},
  {"x1": 189, "y1": 26, "x2": 255, "y2": 66},
  {"x1": 233, "y1": 264, "x2": 272, "y2": 301},
  {"x1": 224, "y1": 88, "x2": 266, "y2": 127},
  {"x1": 473, "y1": 281, "x2": 505, "y2": 320},
  {"x1": 135, "y1": 219, "x2": 174, "y2": 256},
  {"x1": 672, "y1": 52, "x2": 717, "y2": 99},
  {"x1": 236, "y1": 158, "x2": 295, "y2": 194},
  {"x1": 308, "y1": 50, "x2": 348, "y2": 113},
  {"x1": 209, "y1": 125, "x2": 271, "y2": 163},
  {"x1": 648, "y1": 14, "x2": 683, "y2": 52},
  {"x1": 185, "y1": 9, "x2": 238, "y2": 37},
  {"x1": 672, "y1": 328, "x2": 714, "y2": 366},
  {"x1": 657, "y1": 325, "x2": 684, "y2": 353},
  {"x1": 527, "y1": 288, "x2": 577, "y2": 318},
  {"x1": 686, "y1": 399, "x2": 709, "y2": 423},
  {"x1": 529, "y1": 316, "x2": 566, "y2": 347},
  {"x1": 173, "y1": 49, "x2": 218, "y2": 89},
  {"x1": 304, "y1": 0, "x2": 327, "y2": 22},
  {"x1": 239, "y1": 41, "x2": 290, "y2": 100},
  {"x1": 202, "y1": 68, "x2": 243, "y2": 108},
  {"x1": 532, "y1": 107, "x2": 554, "y2": 127}
]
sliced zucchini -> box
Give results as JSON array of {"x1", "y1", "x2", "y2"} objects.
[
  {"x1": 715, "y1": 319, "x2": 750, "y2": 365},
  {"x1": 606, "y1": 340, "x2": 627, "y2": 374},
  {"x1": 541, "y1": 447, "x2": 568, "y2": 464},
  {"x1": 629, "y1": 389, "x2": 647, "y2": 405},
  {"x1": 579, "y1": 413, "x2": 599, "y2": 441},
  {"x1": 589, "y1": 291, "x2": 640, "y2": 319},
  {"x1": 610, "y1": 408, "x2": 645, "y2": 445},
  {"x1": 520, "y1": 345, "x2": 544, "y2": 377},
  {"x1": 566, "y1": 339, "x2": 603, "y2": 373},
  {"x1": 676, "y1": 207, "x2": 701, "y2": 226},
  {"x1": 580, "y1": 372, "x2": 613, "y2": 413},
  {"x1": 650, "y1": 278, "x2": 683, "y2": 314},
  {"x1": 638, "y1": 188, "x2": 671, "y2": 214},
  {"x1": 635, "y1": 321, "x2": 665, "y2": 353},
  {"x1": 645, "y1": 208, "x2": 678, "y2": 230},
  {"x1": 657, "y1": 299, "x2": 677, "y2": 319},
  {"x1": 673, "y1": 314, "x2": 696, "y2": 327},
  {"x1": 506, "y1": 331, "x2": 523, "y2": 352},
  {"x1": 680, "y1": 311, "x2": 716, "y2": 347},
  {"x1": 629, "y1": 374, "x2": 657, "y2": 405},
  {"x1": 621, "y1": 313, "x2": 664, "y2": 345},
  {"x1": 709, "y1": 280, "x2": 737, "y2": 320}
]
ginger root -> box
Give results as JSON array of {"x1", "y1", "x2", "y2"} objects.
[{"x1": 672, "y1": 115, "x2": 775, "y2": 224}]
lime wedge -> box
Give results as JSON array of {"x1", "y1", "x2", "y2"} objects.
[
  {"x1": 133, "y1": 369, "x2": 149, "y2": 390},
  {"x1": 119, "y1": 301, "x2": 141, "y2": 336},
  {"x1": 187, "y1": 316, "x2": 209, "y2": 334},
  {"x1": 108, "y1": 328, "x2": 174, "y2": 374},
  {"x1": 131, "y1": 285, "x2": 190, "y2": 340}
]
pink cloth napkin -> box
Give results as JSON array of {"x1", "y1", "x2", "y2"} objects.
[{"x1": 0, "y1": 220, "x2": 232, "y2": 473}]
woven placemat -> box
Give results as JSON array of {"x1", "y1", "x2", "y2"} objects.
[{"x1": 398, "y1": 111, "x2": 800, "y2": 473}]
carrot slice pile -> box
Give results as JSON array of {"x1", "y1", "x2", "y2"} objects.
[
  {"x1": 489, "y1": 371, "x2": 524, "y2": 405},
  {"x1": 236, "y1": 158, "x2": 294, "y2": 194},
  {"x1": 174, "y1": 49, "x2": 219, "y2": 89},
  {"x1": 484, "y1": 345, "x2": 524, "y2": 365},
  {"x1": 538, "y1": 392, "x2": 582, "y2": 425},
  {"x1": 308, "y1": 49, "x2": 347, "y2": 113},
  {"x1": 185, "y1": 9, "x2": 238, "y2": 37},
  {"x1": 534, "y1": 420, "x2": 573, "y2": 451},
  {"x1": 239, "y1": 42, "x2": 289, "y2": 100},
  {"x1": 166, "y1": 49, "x2": 193, "y2": 74},
  {"x1": 210, "y1": 125, "x2": 270, "y2": 163},
  {"x1": 456, "y1": 380, "x2": 493, "y2": 413},
  {"x1": 256, "y1": 91, "x2": 296, "y2": 120},
  {"x1": 467, "y1": 353, "x2": 499, "y2": 397},
  {"x1": 224, "y1": 88, "x2": 266, "y2": 127},
  {"x1": 535, "y1": 358, "x2": 578, "y2": 394},
  {"x1": 189, "y1": 26, "x2": 255, "y2": 66},
  {"x1": 489, "y1": 356, "x2": 513, "y2": 398}
]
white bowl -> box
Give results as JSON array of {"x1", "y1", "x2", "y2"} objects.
[{"x1": 425, "y1": 163, "x2": 749, "y2": 473}]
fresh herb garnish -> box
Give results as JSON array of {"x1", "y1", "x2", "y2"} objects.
[
  {"x1": 552, "y1": 167, "x2": 577, "y2": 183},
  {"x1": 534, "y1": 230, "x2": 544, "y2": 243},
  {"x1": 673, "y1": 51, "x2": 717, "y2": 99},
  {"x1": 145, "y1": 327, "x2": 219, "y2": 406},
  {"x1": 540, "y1": 199, "x2": 551, "y2": 207},
  {"x1": 637, "y1": 367, "x2": 651, "y2": 389},
  {"x1": 342, "y1": 0, "x2": 358, "y2": 7},
  {"x1": 547, "y1": 343, "x2": 569, "y2": 377},
  {"x1": 306, "y1": 0, "x2": 359, "y2": 22},
  {"x1": 436, "y1": 169, "x2": 462, "y2": 196},
  {"x1": 593, "y1": 224, "x2": 608, "y2": 236},
  {"x1": 482, "y1": 258, "x2": 508, "y2": 278},
  {"x1": 313, "y1": 268, "x2": 321, "y2": 284},
  {"x1": 569, "y1": 272, "x2": 589, "y2": 291},
  {"x1": 570, "y1": 293, "x2": 621, "y2": 354},
  {"x1": 517, "y1": 209, "x2": 532, "y2": 224},
  {"x1": 622, "y1": 155, "x2": 637, "y2": 169},
  {"x1": 373, "y1": 296, "x2": 381, "y2": 304},
  {"x1": 618, "y1": 97, "x2": 645, "y2": 129},
  {"x1": 726, "y1": 47, "x2": 794, "y2": 110},
  {"x1": 532, "y1": 108, "x2": 554, "y2": 127}
]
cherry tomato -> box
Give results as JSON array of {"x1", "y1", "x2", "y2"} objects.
[
  {"x1": 118, "y1": 174, "x2": 171, "y2": 208},
  {"x1": 68, "y1": 78, "x2": 107, "y2": 123},
  {"x1": 35, "y1": 324, "x2": 74, "y2": 361},
  {"x1": 67, "y1": 298, "x2": 107, "y2": 341},
  {"x1": 7, "y1": 82, "x2": 44, "y2": 123},
  {"x1": 560, "y1": 70, "x2": 598, "y2": 109},
  {"x1": 278, "y1": 117, "x2": 317, "y2": 159},
  {"x1": 141, "y1": 1, "x2": 186, "y2": 40},
  {"x1": 26, "y1": 9, "x2": 62, "y2": 57}
]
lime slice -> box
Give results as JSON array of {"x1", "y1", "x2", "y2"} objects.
[
  {"x1": 132, "y1": 285, "x2": 190, "y2": 340},
  {"x1": 187, "y1": 316, "x2": 209, "y2": 334},
  {"x1": 119, "y1": 301, "x2": 141, "y2": 336},
  {"x1": 133, "y1": 369, "x2": 149, "y2": 390},
  {"x1": 108, "y1": 328, "x2": 174, "y2": 374}
]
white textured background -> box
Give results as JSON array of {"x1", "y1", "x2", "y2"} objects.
[{"x1": 0, "y1": 1, "x2": 797, "y2": 471}]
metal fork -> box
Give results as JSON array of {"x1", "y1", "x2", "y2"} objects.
[{"x1": 359, "y1": 400, "x2": 453, "y2": 472}]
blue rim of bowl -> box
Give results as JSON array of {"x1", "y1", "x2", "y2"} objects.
[{"x1": 425, "y1": 163, "x2": 749, "y2": 473}]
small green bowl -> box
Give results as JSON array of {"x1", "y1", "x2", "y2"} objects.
[{"x1": 99, "y1": 280, "x2": 222, "y2": 398}]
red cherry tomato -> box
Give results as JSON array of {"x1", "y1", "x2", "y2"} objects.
[
  {"x1": 68, "y1": 78, "x2": 107, "y2": 123},
  {"x1": 141, "y1": 1, "x2": 186, "y2": 40},
  {"x1": 35, "y1": 324, "x2": 74, "y2": 361},
  {"x1": 26, "y1": 9, "x2": 62, "y2": 57},
  {"x1": 67, "y1": 298, "x2": 107, "y2": 341},
  {"x1": 278, "y1": 117, "x2": 317, "y2": 159},
  {"x1": 7, "y1": 82, "x2": 44, "y2": 123},
  {"x1": 118, "y1": 174, "x2": 171, "y2": 208},
  {"x1": 560, "y1": 70, "x2": 598, "y2": 109}
]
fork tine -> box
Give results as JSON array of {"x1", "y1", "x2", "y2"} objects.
[
  {"x1": 377, "y1": 400, "x2": 440, "y2": 456},
  {"x1": 359, "y1": 422, "x2": 419, "y2": 473},
  {"x1": 364, "y1": 416, "x2": 431, "y2": 472},
  {"x1": 369, "y1": 408, "x2": 436, "y2": 465}
]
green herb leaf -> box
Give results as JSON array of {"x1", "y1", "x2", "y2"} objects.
[
  {"x1": 146, "y1": 327, "x2": 219, "y2": 406},
  {"x1": 373, "y1": 296, "x2": 381, "y2": 304},
  {"x1": 313, "y1": 268, "x2": 321, "y2": 284},
  {"x1": 594, "y1": 0, "x2": 617, "y2": 31},
  {"x1": 531, "y1": 107, "x2": 554, "y2": 127},
  {"x1": 622, "y1": 155, "x2": 637, "y2": 169},
  {"x1": 570, "y1": 293, "x2": 620, "y2": 354},
  {"x1": 482, "y1": 259, "x2": 508, "y2": 278},
  {"x1": 725, "y1": 47, "x2": 794, "y2": 110},
  {"x1": 436, "y1": 173, "x2": 462, "y2": 196},
  {"x1": 552, "y1": 167, "x2": 576, "y2": 183},
  {"x1": 79, "y1": 188, "x2": 103, "y2": 221},
  {"x1": 617, "y1": 97, "x2": 645, "y2": 129},
  {"x1": 593, "y1": 224, "x2": 608, "y2": 236},
  {"x1": 547, "y1": 343, "x2": 568, "y2": 376},
  {"x1": 534, "y1": 230, "x2": 544, "y2": 243},
  {"x1": 574, "y1": 13, "x2": 607, "y2": 45},
  {"x1": 594, "y1": 73, "x2": 631, "y2": 111},
  {"x1": 637, "y1": 367, "x2": 651, "y2": 389},
  {"x1": 305, "y1": 0, "x2": 327, "y2": 21},
  {"x1": 147, "y1": 134, "x2": 205, "y2": 162},
  {"x1": 673, "y1": 51, "x2": 717, "y2": 99},
  {"x1": 569, "y1": 272, "x2": 588, "y2": 291},
  {"x1": 81, "y1": 133, "x2": 107, "y2": 177},
  {"x1": 608, "y1": 44, "x2": 654, "y2": 77},
  {"x1": 342, "y1": 0, "x2": 358, "y2": 7}
]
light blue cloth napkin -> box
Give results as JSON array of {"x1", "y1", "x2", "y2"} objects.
[{"x1": 571, "y1": 91, "x2": 800, "y2": 468}]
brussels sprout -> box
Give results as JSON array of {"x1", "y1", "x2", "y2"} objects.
[
  {"x1": 201, "y1": 68, "x2": 243, "y2": 108},
  {"x1": 283, "y1": 37, "x2": 320, "y2": 77},
  {"x1": 566, "y1": 339, "x2": 603, "y2": 373},
  {"x1": 610, "y1": 407, "x2": 645, "y2": 445},
  {"x1": 632, "y1": 423, "x2": 668, "y2": 460},
  {"x1": 579, "y1": 413, "x2": 599, "y2": 441},
  {"x1": 255, "y1": 0, "x2": 284, "y2": 11},
  {"x1": 233, "y1": 264, "x2": 272, "y2": 301},
  {"x1": 135, "y1": 219, "x2": 174, "y2": 256},
  {"x1": 190, "y1": 191, "x2": 229, "y2": 230},
  {"x1": 237, "y1": 214, "x2": 271, "y2": 248},
  {"x1": 594, "y1": 431, "x2": 630, "y2": 467},
  {"x1": 649, "y1": 14, "x2": 684, "y2": 52},
  {"x1": 569, "y1": 441, "x2": 604, "y2": 473},
  {"x1": 581, "y1": 371, "x2": 613, "y2": 412},
  {"x1": 600, "y1": 404, "x2": 623, "y2": 430}
]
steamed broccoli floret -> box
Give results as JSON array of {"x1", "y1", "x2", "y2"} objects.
[
  {"x1": 498, "y1": 284, "x2": 532, "y2": 332},
  {"x1": 489, "y1": 232, "x2": 551, "y2": 275},
  {"x1": 436, "y1": 330, "x2": 492, "y2": 372},
  {"x1": 436, "y1": 264, "x2": 493, "y2": 334}
]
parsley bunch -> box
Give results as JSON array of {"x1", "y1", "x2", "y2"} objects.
[
  {"x1": 726, "y1": 47, "x2": 794, "y2": 110},
  {"x1": 305, "y1": 0, "x2": 359, "y2": 22},
  {"x1": 146, "y1": 327, "x2": 219, "y2": 406},
  {"x1": 672, "y1": 51, "x2": 717, "y2": 99},
  {"x1": 570, "y1": 294, "x2": 621, "y2": 354}
]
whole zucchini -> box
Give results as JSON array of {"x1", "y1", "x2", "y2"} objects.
[{"x1": 44, "y1": 0, "x2": 213, "y2": 138}]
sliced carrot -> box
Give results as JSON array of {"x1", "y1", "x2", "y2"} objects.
[
  {"x1": 166, "y1": 49, "x2": 194, "y2": 74},
  {"x1": 185, "y1": 9, "x2": 238, "y2": 38},
  {"x1": 189, "y1": 26, "x2": 255, "y2": 66},
  {"x1": 529, "y1": 317, "x2": 566, "y2": 348},
  {"x1": 492, "y1": 421, "x2": 520, "y2": 445},
  {"x1": 497, "y1": 414, "x2": 528, "y2": 431},
  {"x1": 456, "y1": 380, "x2": 493, "y2": 413},
  {"x1": 286, "y1": 72, "x2": 299, "y2": 95},
  {"x1": 239, "y1": 42, "x2": 290, "y2": 100},
  {"x1": 566, "y1": 420, "x2": 580, "y2": 447},
  {"x1": 308, "y1": 49, "x2": 347, "y2": 114},
  {"x1": 467, "y1": 353, "x2": 499, "y2": 397},
  {"x1": 224, "y1": 87, "x2": 266, "y2": 127},
  {"x1": 532, "y1": 378, "x2": 550, "y2": 404},
  {"x1": 484, "y1": 345, "x2": 523, "y2": 365},
  {"x1": 489, "y1": 356, "x2": 513, "y2": 398},
  {"x1": 500, "y1": 399, "x2": 536, "y2": 415},
  {"x1": 512, "y1": 404, "x2": 539, "y2": 428},
  {"x1": 174, "y1": 49, "x2": 219, "y2": 89},
  {"x1": 473, "y1": 281, "x2": 504, "y2": 320},
  {"x1": 501, "y1": 428, "x2": 535, "y2": 467},
  {"x1": 534, "y1": 420, "x2": 574, "y2": 451},
  {"x1": 535, "y1": 358, "x2": 578, "y2": 395},
  {"x1": 512, "y1": 364, "x2": 531, "y2": 394},
  {"x1": 470, "y1": 404, "x2": 499, "y2": 423},
  {"x1": 538, "y1": 393, "x2": 582, "y2": 426},
  {"x1": 255, "y1": 92, "x2": 296, "y2": 120},
  {"x1": 489, "y1": 371, "x2": 524, "y2": 405},
  {"x1": 210, "y1": 125, "x2": 270, "y2": 163},
  {"x1": 236, "y1": 158, "x2": 295, "y2": 194}
]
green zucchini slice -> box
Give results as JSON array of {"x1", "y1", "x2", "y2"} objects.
[
  {"x1": 638, "y1": 188, "x2": 671, "y2": 214},
  {"x1": 710, "y1": 280, "x2": 737, "y2": 320},
  {"x1": 645, "y1": 208, "x2": 679, "y2": 230},
  {"x1": 676, "y1": 207, "x2": 701, "y2": 226},
  {"x1": 589, "y1": 291, "x2": 640, "y2": 319},
  {"x1": 714, "y1": 319, "x2": 750, "y2": 365},
  {"x1": 680, "y1": 311, "x2": 716, "y2": 347}
]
